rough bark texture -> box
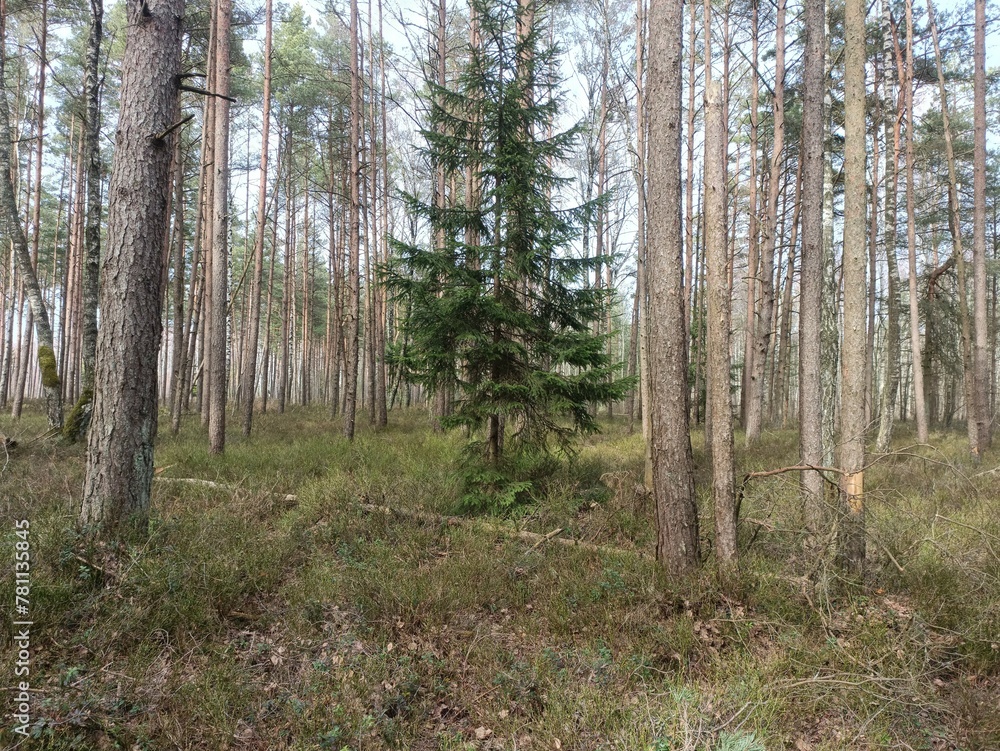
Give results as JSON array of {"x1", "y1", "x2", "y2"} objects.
[
  {"x1": 926, "y1": 0, "x2": 975, "y2": 457},
  {"x1": 798, "y1": 0, "x2": 826, "y2": 532},
  {"x1": 972, "y1": 0, "x2": 990, "y2": 455},
  {"x1": 704, "y1": 80, "x2": 736, "y2": 566},
  {"x1": 81, "y1": 0, "x2": 183, "y2": 534},
  {"x1": 745, "y1": 0, "x2": 784, "y2": 444},
  {"x1": 646, "y1": 0, "x2": 699, "y2": 575},
  {"x1": 343, "y1": 0, "x2": 361, "y2": 440},
  {"x1": 241, "y1": 0, "x2": 272, "y2": 437},
  {"x1": 209, "y1": 0, "x2": 232, "y2": 455},
  {"x1": 904, "y1": 0, "x2": 928, "y2": 443},
  {"x1": 839, "y1": 0, "x2": 867, "y2": 573},
  {"x1": 0, "y1": 19, "x2": 62, "y2": 430},
  {"x1": 64, "y1": 0, "x2": 104, "y2": 441},
  {"x1": 876, "y1": 0, "x2": 901, "y2": 453}
]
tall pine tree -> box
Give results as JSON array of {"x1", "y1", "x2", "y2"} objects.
[{"x1": 387, "y1": 0, "x2": 628, "y2": 502}]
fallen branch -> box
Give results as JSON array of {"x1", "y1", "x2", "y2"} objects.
[{"x1": 154, "y1": 476, "x2": 647, "y2": 559}]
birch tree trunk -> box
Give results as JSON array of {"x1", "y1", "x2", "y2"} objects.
[{"x1": 81, "y1": 0, "x2": 183, "y2": 534}]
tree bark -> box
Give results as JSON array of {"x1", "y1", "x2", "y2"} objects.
[
  {"x1": 208, "y1": 0, "x2": 232, "y2": 455},
  {"x1": 972, "y1": 0, "x2": 990, "y2": 455},
  {"x1": 704, "y1": 79, "x2": 736, "y2": 567},
  {"x1": 81, "y1": 0, "x2": 183, "y2": 534},
  {"x1": 926, "y1": 0, "x2": 974, "y2": 456},
  {"x1": 241, "y1": 0, "x2": 272, "y2": 437},
  {"x1": 343, "y1": 0, "x2": 362, "y2": 439},
  {"x1": 904, "y1": 0, "x2": 928, "y2": 443},
  {"x1": 646, "y1": 0, "x2": 699, "y2": 574},
  {"x1": 839, "y1": 0, "x2": 867, "y2": 573},
  {"x1": 0, "y1": 5, "x2": 62, "y2": 429},
  {"x1": 876, "y1": 0, "x2": 902, "y2": 453},
  {"x1": 799, "y1": 0, "x2": 826, "y2": 534},
  {"x1": 746, "y1": 0, "x2": 783, "y2": 445}
]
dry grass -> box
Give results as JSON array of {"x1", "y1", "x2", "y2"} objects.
[{"x1": 0, "y1": 405, "x2": 997, "y2": 750}]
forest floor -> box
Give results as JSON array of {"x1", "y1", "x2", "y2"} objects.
[{"x1": 1, "y1": 406, "x2": 998, "y2": 750}]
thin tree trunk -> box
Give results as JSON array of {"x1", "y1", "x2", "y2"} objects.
[
  {"x1": 746, "y1": 0, "x2": 784, "y2": 444},
  {"x1": 241, "y1": 0, "x2": 272, "y2": 436},
  {"x1": 704, "y1": 78, "x2": 736, "y2": 567},
  {"x1": 904, "y1": 0, "x2": 928, "y2": 443},
  {"x1": 839, "y1": 0, "x2": 867, "y2": 573},
  {"x1": 876, "y1": 0, "x2": 902, "y2": 453},
  {"x1": 926, "y1": 0, "x2": 974, "y2": 456},
  {"x1": 208, "y1": 0, "x2": 231, "y2": 455},
  {"x1": 972, "y1": 0, "x2": 990, "y2": 454},
  {"x1": 0, "y1": 8, "x2": 61, "y2": 429},
  {"x1": 343, "y1": 0, "x2": 362, "y2": 439},
  {"x1": 799, "y1": 0, "x2": 826, "y2": 533}
]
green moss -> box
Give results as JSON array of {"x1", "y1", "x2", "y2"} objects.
[
  {"x1": 63, "y1": 388, "x2": 93, "y2": 442},
  {"x1": 38, "y1": 345, "x2": 60, "y2": 389}
]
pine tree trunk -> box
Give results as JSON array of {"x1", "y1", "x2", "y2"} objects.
[
  {"x1": 927, "y1": 0, "x2": 974, "y2": 456},
  {"x1": 647, "y1": 0, "x2": 699, "y2": 574},
  {"x1": 241, "y1": 0, "x2": 272, "y2": 437},
  {"x1": 799, "y1": 0, "x2": 826, "y2": 532},
  {"x1": 904, "y1": 0, "x2": 928, "y2": 443},
  {"x1": 704, "y1": 79, "x2": 736, "y2": 567},
  {"x1": 81, "y1": 0, "x2": 183, "y2": 534},
  {"x1": 972, "y1": 0, "x2": 990, "y2": 455},
  {"x1": 876, "y1": 0, "x2": 902, "y2": 453},
  {"x1": 209, "y1": 0, "x2": 232, "y2": 455},
  {"x1": 343, "y1": 0, "x2": 362, "y2": 439},
  {"x1": 838, "y1": 0, "x2": 867, "y2": 573},
  {"x1": 746, "y1": 0, "x2": 784, "y2": 444}
]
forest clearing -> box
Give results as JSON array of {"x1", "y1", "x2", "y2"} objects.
[
  {"x1": 2, "y1": 406, "x2": 999, "y2": 750},
  {"x1": 2, "y1": 0, "x2": 1000, "y2": 746}
]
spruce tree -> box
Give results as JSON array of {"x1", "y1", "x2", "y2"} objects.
[{"x1": 387, "y1": 0, "x2": 628, "y2": 501}]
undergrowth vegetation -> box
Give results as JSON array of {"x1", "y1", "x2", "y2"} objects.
[{"x1": 1, "y1": 405, "x2": 998, "y2": 749}]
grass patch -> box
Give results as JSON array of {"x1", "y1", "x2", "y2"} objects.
[{"x1": 1, "y1": 404, "x2": 998, "y2": 749}]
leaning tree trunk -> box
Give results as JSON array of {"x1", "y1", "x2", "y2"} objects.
[
  {"x1": 0, "y1": 18, "x2": 62, "y2": 430},
  {"x1": 646, "y1": 0, "x2": 700, "y2": 575},
  {"x1": 81, "y1": 0, "x2": 184, "y2": 535}
]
